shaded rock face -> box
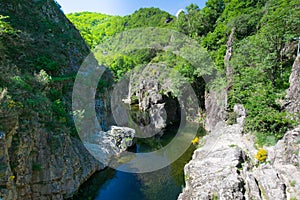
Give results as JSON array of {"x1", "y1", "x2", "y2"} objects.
[
  {"x1": 0, "y1": 0, "x2": 114, "y2": 199},
  {"x1": 0, "y1": 122, "x2": 103, "y2": 200},
  {"x1": 285, "y1": 56, "x2": 300, "y2": 117},
  {"x1": 179, "y1": 105, "x2": 300, "y2": 200},
  {"x1": 95, "y1": 70, "x2": 115, "y2": 130}
]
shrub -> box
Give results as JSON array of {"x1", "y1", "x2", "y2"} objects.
[
  {"x1": 35, "y1": 56, "x2": 59, "y2": 75},
  {"x1": 226, "y1": 111, "x2": 237, "y2": 125},
  {"x1": 51, "y1": 99, "x2": 66, "y2": 119},
  {"x1": 255, "y1": 148, "x2": 268, "y2": 163},
  {"x1": 191, "y1": 137, "x2": 199, "y2": 145}
]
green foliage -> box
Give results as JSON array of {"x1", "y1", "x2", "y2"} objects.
[
  {"x1": 177, "y1": 0, "x2": 225, "y2": 38},
  {"x1": 97, "y1": 79, "x2": 110, "y2": 93},
  {"x1": 35, "y1": 56, "x2": 59, "y2": 75},
  {"x1": 0, "y1": 15, "x2": 16, "y2": 35},
  {"x1": 124, "y1": 8, "x2": 174, "y2": 29},
  {"x1": 108, "y1": 54, "x2": 136, "y2": 80},
  {"x1": 2, "y1": 0, "x2": 298, "y2": 147},
  {"x1": 67, "y1": 8, "x2": 174, "y2": 49},
  {"x1": 289, "y1": 180, "x2": 296, "y2": 187},
  {"x1": 226, "y1": 112, "x2": 237, "y2": 125},
  {"x1": 67, "y1": 12, "x2": 124, "y2": 48},
  {"x1": 32, "y1": 163, "x2": 42, "y2": 171},
  {"x1": 52, "y1": 99, "x2": 67, "y2": 119},
  {"x1": 68, "y1": 0, "x2": 299, "y2": 148},
  {"x1": 222, "y1": 0, "x2": 300, "y2": 146},
  {"x1": 48, "y1": 88, "x2": 62, "y2": 102}
]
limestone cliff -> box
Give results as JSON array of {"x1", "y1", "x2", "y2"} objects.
[
  {"x1": 179, "y1": 49, "x2": 300, "y2": 200},
  {"x1": 285, "y1": 55, "x2": 300, "y2": 118},
  {"x1": 179, "y1": 105, "x2": 300, "y2": 200}
]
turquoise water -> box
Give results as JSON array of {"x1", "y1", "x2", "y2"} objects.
[{"x1": 70, "y1": 125, "x2": 204, "y2": 200}]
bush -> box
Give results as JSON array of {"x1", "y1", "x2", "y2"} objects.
[
  {"x1": 51, "y1": 99, "x2": 66, "y2": 119},
  {"x1": 35, "y1": 56, "x2": 59, "y2": 75},
  {"x1": 226, "y1": 111, "x2": 237, "y2": 125},
  {"x1": 255, "y1": 148, "x2": 268, "y2": 163}
]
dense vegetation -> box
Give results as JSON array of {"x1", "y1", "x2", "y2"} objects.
[
  {"x1": 0, "y1": 0, "x2": 298, "y2": 147},
  {"x1": 0, "y1": 0, "x2": 89, "y2": 137},
  {"x1": 67, "y1": 8, "x2": 174, "y2": 49},
  {"x1": 67, "y1": 0, "x2": 300, "y2": 146}
]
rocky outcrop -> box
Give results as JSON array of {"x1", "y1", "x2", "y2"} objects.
[
  {"x1": 204, "y1": 28, "x2": 236, "y2": 132},
  {"x1": 179, "y1": 104, "x2": 300, "y2": 200},
  {"x1": 284, "y1": 55, "x2": 300, "y2": 117},
  {"x1": 0, "y1": 113, "x2": 134, "y2": 200},
  {"x1": 84, "y1": 126, "x2": 135, "y2": 166},
  {"x1": 0, "y1": 118, "x2": 103, "y2": 200},
  {"x1": 204, "y1": 90, "x2": 227, "y2": 132},
  {"x1": 225, "y1": 27, "x2": 235, "y2": 88},
  {"x1": 123, "y1": 64, "x2": 181, "y2": 137}
]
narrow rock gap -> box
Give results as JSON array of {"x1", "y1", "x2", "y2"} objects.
[
  {"x1": 254, "y1": 177, "x2": 262, "y2": 199},
  {"x1": 236, "y1": 150, "x2": 245, "y2": 175},
  {"x1": 276, "y1": 173, "x2": 287, "y2": 199}
]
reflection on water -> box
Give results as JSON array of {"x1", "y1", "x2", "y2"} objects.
[{"x1": 70, "y1": 126, "x2": 205, "y2": 200}]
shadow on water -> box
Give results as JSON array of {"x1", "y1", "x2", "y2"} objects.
[{"x1": 69, "y1": 124, "x2": 205, "y2": 200}]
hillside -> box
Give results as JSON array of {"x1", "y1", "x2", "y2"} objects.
[
  {"x1": 67, "y1": 8, "x2": 175, "y2": 48},
  {"x1": 69, "y1": 0, "x2": 300, "y2": 146},
  {"x1": 0, "y1": 0, "x2": 104, "y2": 199}
]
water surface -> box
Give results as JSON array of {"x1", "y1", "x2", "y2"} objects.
[{"x1": 70, "y1": 111, "x2": 205, "y2": 200}]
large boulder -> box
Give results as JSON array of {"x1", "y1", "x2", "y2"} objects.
[{"x1": 84, "y1": 126, "x2": 135, "y2": 166}]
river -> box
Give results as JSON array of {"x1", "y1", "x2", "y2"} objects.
[{"x1": 70, "y1": 123, "x2": 204, "y2": 200}]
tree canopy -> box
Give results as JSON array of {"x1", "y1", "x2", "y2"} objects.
[{"x1": 67, "y1": 0, "x2": 300, "y2": 146}]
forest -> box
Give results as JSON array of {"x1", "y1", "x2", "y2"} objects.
[{"x1": 67, "y1": 0, "x2": 300, "y2": 146}]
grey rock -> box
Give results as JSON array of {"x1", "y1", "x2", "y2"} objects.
[
  {"x1": 204, "y1": 89, "x2": 227, "y2": 132},
  {"x1": 179, "y1": 110, "x2": 300, "y2": 200},
  {"x1": 284, "y1": 56, "x2": 300, "y2": 117},
  {"x1": 84, "y1": 126, "x2": 135, "y2": 166},
  {"x1": 225, "y1": 28, "x2": 235, "y2": 87},
  {"x1": 234, "y1": 104, "x2": 246, "y2": 126},
  {"x1": 125, "y1": 64, "x2": 182, "y2": 137}
]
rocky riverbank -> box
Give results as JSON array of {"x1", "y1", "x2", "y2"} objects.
[
  {"x1": 179, "y1": 56, "x2": 300, "y2": 200},
  {"x1": 178, "y1": 108, "x2": 300, "y2": 200}
]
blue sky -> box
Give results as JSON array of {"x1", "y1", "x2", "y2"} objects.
[{"x1": 55, "y1": 0, "x2": 206, "y2": 16}]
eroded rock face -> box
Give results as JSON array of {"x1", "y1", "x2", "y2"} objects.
[
  {"x1": 0, "y1": 123, "x2": 103, "y2": 200},
  {"x1": 0, "y1": 0, "x2": 114, "y2": 199},
  {"x1": 204, "y1": 89, "x2": 227, "y2": 132},
  {"x1": 285, "y1": 56, "x2": 300, "y2": 117},
  {"x1": 126, "y1": 66, "x2": 181, "y2": 137},
  {"x1": 204, "y1": 28, "x2": 235, "y2": 132},
  {"x1": 179, "y1": 105, "x2": 300, "y2": 200}
]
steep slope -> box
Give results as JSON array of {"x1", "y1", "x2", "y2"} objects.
[
  {"x1": 0, "y1": 0, "x2": 105, "y2": 199},
  {"x1": 67, "y1": 8, "x2": 175, "y2": 49}
]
